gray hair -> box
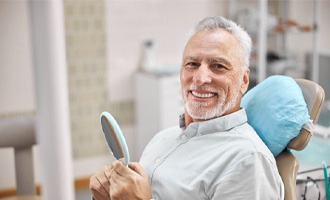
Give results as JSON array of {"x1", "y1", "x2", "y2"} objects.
[{"x1": 188, "y1": 16, "x2": 252, "y2": 70}]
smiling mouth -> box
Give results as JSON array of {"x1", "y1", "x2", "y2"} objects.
[{"x1": 191, "y1": 91, "x2": 216, "y2": 98}]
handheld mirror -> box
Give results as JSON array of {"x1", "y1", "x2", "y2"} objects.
[{"x1": 100, "y1": 112, "x2": 129, "y2": 166}]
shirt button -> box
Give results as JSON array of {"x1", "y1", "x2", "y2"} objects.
[
  {"x1": 155, "y1": 159, "x2": 161, "y2": 163},
  {"x1": 181, "y1": 135, "x2": 187, "y2": 140}
]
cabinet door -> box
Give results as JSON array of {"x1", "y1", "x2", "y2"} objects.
[{"x1": 159, "y1": 75, "x2": 183, "y2": 129}]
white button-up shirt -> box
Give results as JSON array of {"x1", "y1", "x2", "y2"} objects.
[{"x1": 140, "y1": 108, "x2": 284, "y2": 200}]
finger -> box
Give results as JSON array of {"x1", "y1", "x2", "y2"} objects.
[
  {"x1": 100, "y1": 172, "x2": 111, "y2": 194},
  {"x1": 109, "y1": 168, "x2": 118, "y2": 183},
  {"x1": 112, "y1": 160, "x2": 129, "y2": 176},
  {"x1": 96, "y1": 176, "x2": 110, "y2": 195},
  {"x1": 109, "y1": 173, "x2": 117, "y2": 187},
  {"x1": 110, "y1": 169, "x2": 121, "y2": 182},
  {"x1": 90, "y1": 176, "x2": 109, "y2": 197},
  {"x1": 118, "y1": 158, "x2": 125, "y2": 164},
  {"x1": 95, "y1": 170, "x2": 111, "y2": 194},
  {"x1": 91, "y1": 189, "x2": 107, "y2": 200},
  {"x1": 128, "y1": 162, "x2": 146, "y2": 177},
  {"x1": 109, "y1": 171, "x2": 122, "y2": 200},
  {"x1": 102, "y1": 170, "x2": 111, "y2": 188},
  {"x1": 103, "y1": 165, "x2": 113, "y2": 180},
  {"x1": 109, "y1": 179, "x2": 118, "y2": 200}
]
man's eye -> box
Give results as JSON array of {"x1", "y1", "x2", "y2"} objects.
[
  {"x1": 186, "y1": 62, "x2": 198, "y2": 67},
  {"x1": 215, "y1": 64, "x2": 225, "y2": 69}
]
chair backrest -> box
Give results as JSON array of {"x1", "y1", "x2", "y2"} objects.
[
  {"x1": 276, "y1": 79, "x2": 325, "y2": 200},
  {"x1": 0, "y1": 116, "x2": 36, "y2": 195}
]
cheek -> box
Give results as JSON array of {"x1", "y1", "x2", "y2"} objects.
[
  {"x1": 227, "y1": 82, "x2": 242, "y2": 101},
  {"x1": 180, "y1": 69, "x2": 192, "y2": 88},
  {"x1": 215, "y1": 74, "x2": 238, "y2": 97},
  {"x1": 180, "y1": 69, "x2": 189, "y2": 98},
  {"x1": 180, "y1": 68, "x2": 188, "y2": 80}
]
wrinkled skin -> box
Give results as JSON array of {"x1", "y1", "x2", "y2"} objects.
[
  {"x1": 180, "y1": 29, "x2": 249, "y2": 126},
  {"x1": 90, "y1": 160, "x2": 152, "y2": 200}
]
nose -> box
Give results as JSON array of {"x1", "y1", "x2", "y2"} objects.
[{"x1": 193, "y1": 64, "x2": 212, "y2": 86}]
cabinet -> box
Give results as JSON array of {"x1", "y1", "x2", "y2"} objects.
[{"x1": 134, "y1": 72, "x2": 184, "y2": 159}]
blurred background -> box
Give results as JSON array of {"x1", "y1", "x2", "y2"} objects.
[{"x1": 0, "y1": 0, "x2": 329, "y2": 199}]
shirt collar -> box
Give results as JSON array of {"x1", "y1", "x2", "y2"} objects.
[{"x1": 179, "y1": 108, "x2": 247, "y2": 135}]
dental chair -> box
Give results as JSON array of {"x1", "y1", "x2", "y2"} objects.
[
  {"x1": 0, "y1": 116, "x2": 36, "y2": 195},
  {"x1": 276, "y1": 79, "x2": 325, "y2": 200}
]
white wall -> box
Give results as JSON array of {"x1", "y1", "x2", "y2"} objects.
[
  {"x1": 318, "y1": 1, "x2": 330, "y2": 51},
  {"x1": 0, "y1": 1, "x2": 35, "y2": 115},
  {"x1": 106, "y1": 0, "x2": 228, "y2": 101}
]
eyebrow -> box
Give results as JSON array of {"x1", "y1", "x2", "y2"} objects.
[
  {"x1": 208, "y1": 57, "x2": 232, "y2": 67},
  {"x1": 184, "y1": 56, "x2": 201, "y2": 62}
]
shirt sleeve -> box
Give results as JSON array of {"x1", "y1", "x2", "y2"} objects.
[{"x1": 211, "y1": 152, "x2": 284, "y2": 200}]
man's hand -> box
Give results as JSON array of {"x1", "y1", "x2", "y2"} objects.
[
  {"x1": 89, "y1": 165, "x2": 113, "y2": 200},
  {"x1": 109, "y1": 160, "x2": 152, "y2": 200}
]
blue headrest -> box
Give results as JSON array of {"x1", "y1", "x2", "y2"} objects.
[{"x1": 241, "y1": 75, "x2": 310, "y2": 157}]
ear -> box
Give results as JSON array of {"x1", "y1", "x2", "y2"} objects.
[{"x1": 240, "y1": 68, "x2": 250, "y2": 95}]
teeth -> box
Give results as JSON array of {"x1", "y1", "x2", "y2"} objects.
[{"x1": 192, "y1": 91, "x2": 215, "y2": 98}]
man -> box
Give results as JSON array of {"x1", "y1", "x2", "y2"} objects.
[{"x1": 90, "y1": 16, "x2": 284, "y2": 200}]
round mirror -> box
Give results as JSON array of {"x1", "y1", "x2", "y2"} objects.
[{"x1": 100, "y1": 112, "x2": 129, "y2": 166}]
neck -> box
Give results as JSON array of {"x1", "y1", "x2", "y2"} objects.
[
  {"x1": 184, "y1": 106, "x2": 241, "y2": 127},
  {"x1": 184, "y1": 110, "x2": 194, "y2": 128}
]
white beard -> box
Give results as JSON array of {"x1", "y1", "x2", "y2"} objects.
[{"x1": 183, "y1": 85, "x2": 240, "y2": 120}]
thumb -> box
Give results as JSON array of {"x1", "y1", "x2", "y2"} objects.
[{"x1": 128, "y1": 162, "x2": 146, "y2": 177}]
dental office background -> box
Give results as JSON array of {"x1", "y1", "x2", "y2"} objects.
[{"x1": 0, "y1": 0, "x2": 330, "y2": 199}]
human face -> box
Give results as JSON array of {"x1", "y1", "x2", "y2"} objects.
[{"x1": 180, "y1": 29, "x2": 249, "y2": 122}]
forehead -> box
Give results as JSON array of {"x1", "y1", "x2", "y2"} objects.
[{"x1": 183, "y1": 29, "x2": 241, "y2": 60}]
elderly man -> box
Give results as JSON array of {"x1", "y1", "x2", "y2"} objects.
[{"x1": 90, "y1": 16, "x2": 284, "y2": 200}]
